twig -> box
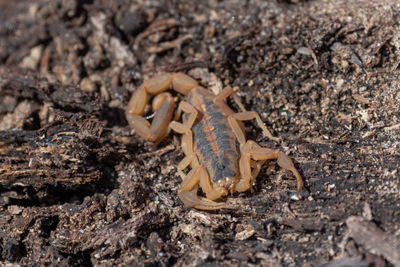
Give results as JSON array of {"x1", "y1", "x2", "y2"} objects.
[
  {"x1": 346, "y1": 216, "x2": 400, "y2": 266},
  {"x1": 138, "y1": 144, "x2": 175, "y2": 159},
  {"x1": 163, "y1": 61, "x2": 208, "y2": 72},
  {"x1": 147, "y1": 34, "x2": 193, "y2": 54}
]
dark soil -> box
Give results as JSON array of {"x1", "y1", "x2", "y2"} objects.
[{"x1": 1, "y1": 0, "x2": 399, "y2": 266}]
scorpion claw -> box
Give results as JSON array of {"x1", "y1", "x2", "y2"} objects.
[{"x1": 178, "y1": 191, "x2": 235, "y2": 210}]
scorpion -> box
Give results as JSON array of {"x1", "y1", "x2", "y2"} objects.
[{"x1": 126, "y1": 72, "x2": 303, "y2": 210}]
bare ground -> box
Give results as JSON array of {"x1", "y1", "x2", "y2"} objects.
[{"x1": 0, "y1": 0, "x2": 399, "y2": 266}]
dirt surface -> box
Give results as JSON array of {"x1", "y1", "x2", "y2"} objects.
[{"x1": 1, "y1": 0, "x2": 400, "y2": 266}]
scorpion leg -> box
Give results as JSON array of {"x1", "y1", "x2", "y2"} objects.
[
  {"x1": 170, "y1": 101, "x2": 198, "y2": 155},
  {"x1": 248, "y1": 144, "x2": 303, "y2": 190},
  {"x1": 215, "y1": 86, "x2": 277, "y2": 144},
  {"x1": 126, "y1": 73, "x2": 199, "y2": 144},
  {"x1": 213, "y1": 86, "x2": 247, "y2": 113},
  {"x1": 214, "y1": 86, "x2": 234, "y2": 101},
  {"x1": 228, "y1": 116, "x2": 303, "y2": 192},
  {"x1": 238, "y1": 140, "x2": 303, "y2": 192},
  {"x1": 248, "y1": 143, "x2": 266, "y2": 185},
  {"x1": 227, "y1": 115, "x2": 256, "y2": 192},
  {"x1": 229, "y1": 111, "x2": 281, "y2": 143}
]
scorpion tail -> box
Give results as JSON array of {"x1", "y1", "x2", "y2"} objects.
[{"x1": 178, "y1": 190, "x2": 235, "y2": 210}]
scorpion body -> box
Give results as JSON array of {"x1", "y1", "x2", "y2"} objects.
[
  {"x1": 188, "y1": 88, "x2": 239, "y2": 190},
  {"x1": 125, "y1": 72, "x2": 303, "y2": 210}
]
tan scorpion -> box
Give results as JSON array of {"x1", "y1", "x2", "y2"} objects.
[{"x1": 126, "y1": 72, "x2": 303, "y2": 210}]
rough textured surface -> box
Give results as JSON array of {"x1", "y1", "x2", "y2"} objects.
[
  {"x1": 346, "y1": 216, "x2": 400, "y2": 266},
  {"x1": 0, "y1": 0, "x2": 399, "y2": 266}
]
